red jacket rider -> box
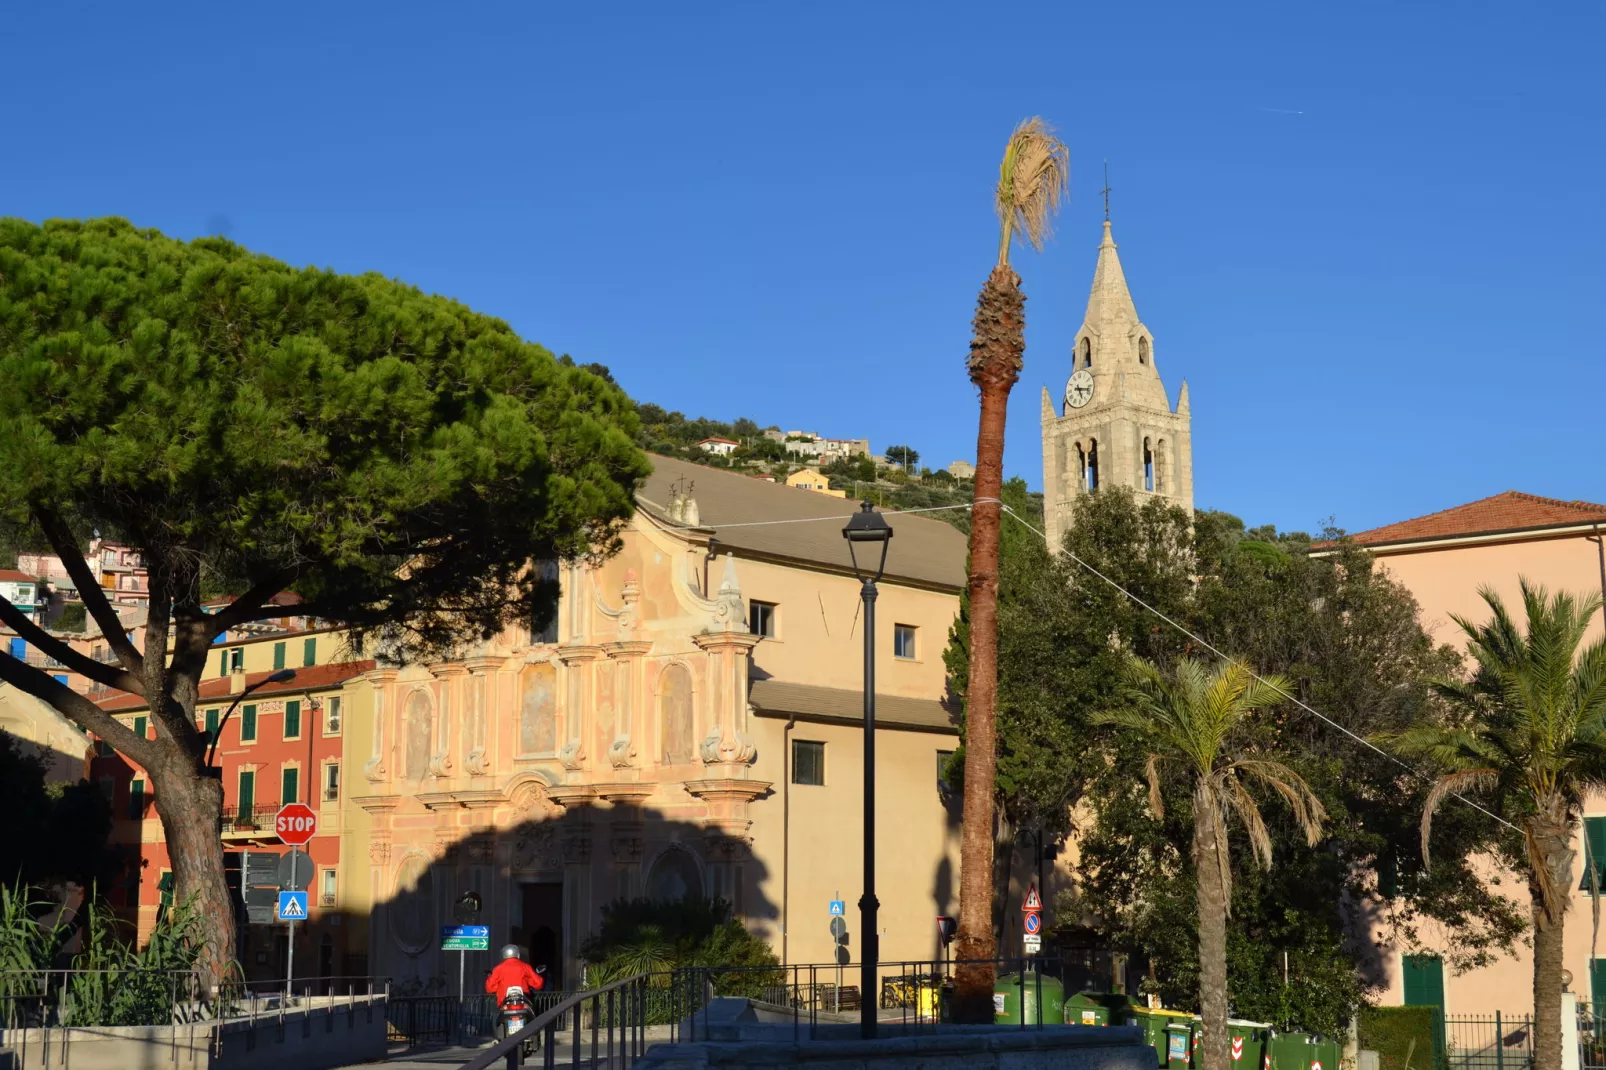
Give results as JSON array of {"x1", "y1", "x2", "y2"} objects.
[{"x1": 485, "y1": 951, "x2": 544, "y2": 1009}]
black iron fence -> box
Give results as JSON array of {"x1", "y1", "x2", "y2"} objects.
[
  {"x1": 388, "y1": 989, "x2": 577, "y2": 1049},
  {"x1": 1443, "y1": 1013, "x2": 1535, "y2": 1070},
  {"x1": 459, "y1": 973, "x2": 653, "y2": 1070}
]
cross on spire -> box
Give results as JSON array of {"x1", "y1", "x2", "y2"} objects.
[{"x1": 1101, "y1": 160, "x2": 1112, "y2": 222}]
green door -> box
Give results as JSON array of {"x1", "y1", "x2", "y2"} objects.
[
  {"x1": 1591, "y1": 959, "x2": 1606, "y2": 1013},
  {"x1": 1402, "y1": 954, "x2": 1444, "y2": 1006}
]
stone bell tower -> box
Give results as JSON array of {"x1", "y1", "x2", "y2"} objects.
[{"x1": 1040, "y1": 220, "x2": 1193, "y2": 551}]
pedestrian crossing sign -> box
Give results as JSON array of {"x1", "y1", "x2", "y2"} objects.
[{"x1": 277, "y1": 890, "x2": 308, "y2": 922}]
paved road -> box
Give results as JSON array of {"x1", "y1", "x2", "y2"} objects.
[{"x1": 339, "y1": 1025, "x2": 678, "y2": 1070}]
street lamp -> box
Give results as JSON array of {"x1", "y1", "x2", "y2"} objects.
[
  {"x1": 842, "y1": 500, "x2": 892, "y2": 1039},
  {"x1": 206, "y1": 668, "x2": 297, "y2": 769}
]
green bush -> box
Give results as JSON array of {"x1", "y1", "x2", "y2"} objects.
[
  {"x1": 1359, "y1": 1005, "x2": 1442, "y2": 1070},
  {"x1": 582, "y1": 896, "x2": 780, "y2": 1016}
]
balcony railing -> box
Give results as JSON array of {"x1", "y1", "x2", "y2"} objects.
[{"x1": 218, "y1": 802, "x2": 285, "y2": 832}]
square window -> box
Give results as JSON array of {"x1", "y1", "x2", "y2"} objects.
[
  {"x1": 240, "y1": 704, "x2": 258, "y2": 743},
  {"x1": 750, "y1": 600, "x2": 777, "y2": 639},
  {"x1": 894, "y1": 624, "x2": 917, "y2": 660},
  {"x1": 284, "y1": 700, "x2": 301, "y2": 740},
  {"x1": 791, "y1": 740, "x2": 825, "y2": 786},
  {"x1": 323, "y1": 696, "x2": 342, "y2": 735},
  {"x1": 280, "y1": 766, "x2": 300, "y2": 807},
  {"x1": 302, "y1": 637, "x2": 317, "y2": 667}
]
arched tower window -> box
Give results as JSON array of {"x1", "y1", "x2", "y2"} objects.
[
  {"x1": 1086, "y1": 439, "x2": 1100, "y2": 492},
  {"x1": 1138, "y1": 337, "x2": 1150, "y2": 366},
  {"x1": 1155, "y1": 438, "x2": 1168, "y2": 494},
  {"x1": 1075, "y1": 443, "x2": 1087, "y2": 488},
  {"x1": 1143, "y1": 437, "x2": 1154, "y2": 492},
  {"x1": 1080, "y1": 337, "x2": 1092, "y2": 368}
]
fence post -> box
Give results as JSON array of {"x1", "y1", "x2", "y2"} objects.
[{"x1": 1496, "y1": 1011, "x2": 1503, "y2": 1070}]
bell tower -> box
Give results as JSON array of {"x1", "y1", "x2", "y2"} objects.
[{"x1": 1040, "y1": 220, "x2": 1193, "y2": 551}]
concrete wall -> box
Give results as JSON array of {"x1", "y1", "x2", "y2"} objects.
[{"x1": 0, "y1": 995, "x2": 385, "y2": 1070}]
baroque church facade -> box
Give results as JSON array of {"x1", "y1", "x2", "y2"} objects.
[{"x1": 1041, "y1": 221, "x2": 1194, "y2": 550}]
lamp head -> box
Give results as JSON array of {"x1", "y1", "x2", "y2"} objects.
[{"x1": 841, "y1": 500, "x2": 893, "y2": 583}]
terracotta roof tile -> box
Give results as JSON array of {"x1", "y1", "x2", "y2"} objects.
[
  {"x1": 94, "y1": 660, "x2": 375, "y2": 713},
  {"x1": 1346, "y1": 491, "x2": 1606, "y2": 547},
  {"x1": 0, "y1": 569, "x2": 41, "y2": 584}
]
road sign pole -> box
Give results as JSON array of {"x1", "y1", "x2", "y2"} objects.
[{"x1": 286, "y1": 850, "x2": 296, "y2": 999}]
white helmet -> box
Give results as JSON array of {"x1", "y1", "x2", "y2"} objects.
[{"x1": 500, "y1": 944, "x2": 522, "y2": 961}]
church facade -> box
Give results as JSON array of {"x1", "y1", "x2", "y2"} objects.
[{"x1": 1041, "y1": 221, "x2": 1194, "y2": 549}]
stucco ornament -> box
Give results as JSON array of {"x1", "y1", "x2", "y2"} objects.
[
  {"x1": 708, "y1": 554, "x2": 746, "y2": 632},
  {"x1": 608, "y1": 733, "x2": 637, "y2": 769}
]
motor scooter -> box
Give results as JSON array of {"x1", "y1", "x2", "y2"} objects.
[{"x1": 496, "y1": 966, "x2": 547, "y2": 1059}]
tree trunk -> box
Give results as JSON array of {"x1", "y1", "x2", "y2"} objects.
[
  {"x1": 1530, "y1": 812, "x2": 1576, "y2": 1070},
  {"x1": 149, "y1": 759, "x2": 235, "y2": 986},
  {"x1": 953, "y1": 265, "x2": 1026, "y2": 1022},
  {"x1": 1194, "y1": 780, "x2": 1230, "y2": 1070}
]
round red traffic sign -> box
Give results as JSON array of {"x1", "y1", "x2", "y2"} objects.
[{"x1": 275, "y1": 802, "x2": 318, "y2": 846}]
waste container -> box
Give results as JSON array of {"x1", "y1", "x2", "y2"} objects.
[
  {"x1": 1267, "y1": 1030, "x2": 1313, "y2": 1070},
  {"x1": 993, "y1": 973, "x2": 1066, "y2": 1025},
  {"x1": 1131, "y1": 1007, "x2": 1196, "y2": 1067},
  {"x1": 1309, "y1": 1036, "x2": 1341, "y2": 1070},
  {"x1": 1164, "y1": 1021, "x2": 1193, "y2": 1070},
  {"x1": 915, "y1": 978, "x2": 948, "y2": 1022},
  {"x1": 1227, "y1": 1020, "x2": 1271, "y2": 1070},
  {"x1": 1068, "y1": 992, "x2": 1111, "y2": 1026}
]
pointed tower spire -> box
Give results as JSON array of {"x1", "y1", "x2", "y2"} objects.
[{"x1": 1085, "y1": 221, "x2": 1139, "y2": 332}]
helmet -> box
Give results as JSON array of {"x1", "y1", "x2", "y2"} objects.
[{"x1": 500, "y1": 944, "x2": 523, "y2": 961}]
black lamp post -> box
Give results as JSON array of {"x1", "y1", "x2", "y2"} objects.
[
  {"x1": 206, "y1": 668, "x2": 297, "y2": 770},
  {"x1": 842, "y1": 500, "x2": 892, "y2": 1039}
]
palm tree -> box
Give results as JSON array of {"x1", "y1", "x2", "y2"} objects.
[
  {"x1": 1095, "y1": 657, "x2": 1325, "y2": 1070},
  {"x1": 1392, "y1": 581, "x2": 1606, "y2": 1070},
  {"x1": 954, "y1": 116, "x2": 1069, "y2": 1021}
]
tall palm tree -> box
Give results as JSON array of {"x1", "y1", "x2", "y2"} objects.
[
  {"x1": 1095, "y1": 657, "x2": 1325, "y2": 1070},
  {"x1": 1392, "y1": 581, "x2": 1606, "y2": 1070},
  {"x1": 954, "y1": 116, "x2": 1069, "y2": 1020}
]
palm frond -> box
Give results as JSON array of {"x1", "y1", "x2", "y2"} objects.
[
  {"x1": 1420, "y1": 768, "x2": 1498, "y2": 869},
  {"x1": 995, "y1": 117, "x2": 1070, "y2": 266},
  {"x1": 1235, "y1": 759, "x2": 1327, "y2": 847}
]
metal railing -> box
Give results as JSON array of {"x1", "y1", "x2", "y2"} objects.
[
  {"x1": 1444, "y1": 1013, "x2": 1534, "y2": 1070},
  {"x1": 219, "y1": 801, "x2": 285, "y2": 830},
  {"x1": 387, "y1": 990, "x2": 576, "y2": 1048},
  {"x1": 460, "y1": 973, "x2": 652, "y2": 1070}
]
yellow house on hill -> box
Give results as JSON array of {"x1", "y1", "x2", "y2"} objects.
[{"x1": 785, "y1": 467, "x2": 846, "y2": 498}]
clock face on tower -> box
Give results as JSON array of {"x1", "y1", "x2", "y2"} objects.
[{"x1": 1064, "y1": 369, "x2": 1094, "y2": 409}]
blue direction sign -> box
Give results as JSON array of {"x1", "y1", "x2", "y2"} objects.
[
  {"x1": 828, "y1": 900, "x2": 845, "y2": 917},
  {"x1": 1023, "y1": 911, "x2": 1042, "y2": 936},
  {"x1": 276, "y1": 890, "x2": 308, "y2": 922},
  {"x1": 441, "y1": 924, "x2": 491, "y2": 951}
]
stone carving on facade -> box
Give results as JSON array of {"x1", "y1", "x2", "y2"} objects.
[
  {"x1": 369, "y1": 840, "x2": 392, "y2": 865},
  {"x1": 707, "y1": 554, "x2": 746, "y2": 633},
  {"x1": 611, "y1": 830, "x2": 643, "y2": 865},
  {"x1": 607, "y1": 734, "x2": 637, "y2": 769},
  {"x1": 562, "y1": 834, "x2": 593, "y2": 865},
  {"x1": 698, "y1": 726, "x2": 757, "y2": 767},
  {"x1": 508, "y1": 823, "x2": 561, "y2": 874},
  {"x1": 557, "y1": 739, "x2": 586, "y2": 770},
  {"x1": 466, "y1": 839, "x2": 495, "y2": 865}
]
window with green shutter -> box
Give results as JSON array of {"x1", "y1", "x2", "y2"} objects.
[
  {"x1": 284, "y1": 700, "x2": 301, "y2": 739},
  {"x1": 204, "y1": 708, "x2": 219, "y2": 744},
  {"x1": 128, "y1": 778, "x2": 145, "y2": 820},
  {"x1": 1403, "y1": 954, "x2": 1445, "y2": 1007},
  {"x1": 156, "y1": 871, "x2": 173, "y2": 923},
  {"x1": 133, "y1": 715, "x2": 147, "y2": 740},
  {"x1": 1581, "y1": 816, "x2": 1606, "y2": 889},
  {"x1": 272, "y1": 643, "x2": 286, "y2": 670},
  {"x1": 219, "y1": 650, "x2": 228, "y2": 677},
  {"x1": 237, "y1": 770, "x2": 255, "y2": 819},
  {"x1": 1592, "y1": 959, "x2": 1606, "y2": 1013},
  {"x1": 281, "y1": 766, "x2": 300, "y2": 806},
  {"x1": 303, "y1": 637, "x2": 317, "y2": 667},
  {"x1": 240, "y1": 704, "x2": 257, "y2": 742}
]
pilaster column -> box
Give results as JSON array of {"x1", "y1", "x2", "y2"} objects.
[
  {"x1": 596, "y1": 783, "x2": 656, "y2": 900},
  {"x1": 692, "y1": 631, "x2": 761, "y2": 773},
  {"x1": 362, "y1": 667, "x2": 399, "y2": 784},
  {"x1": 601, "y1": 641, "x2": 653, "y2": 772},
  {"x1": 683, "y1": 778, "x2": 771, "y2": 917},
  {"x1": 548, "y1": 785, "x2": 597, "y2": 983},
  {"x1": 461, "y1": 655, "x2": 505, "y2": 777},
  {"x1": 554, "y1": 645, "x2": 605, "y2": 776}
]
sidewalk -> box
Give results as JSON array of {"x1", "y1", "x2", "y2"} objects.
[{"x1": 339, "y1": 1024, "x2": 678, "y2": 1070}]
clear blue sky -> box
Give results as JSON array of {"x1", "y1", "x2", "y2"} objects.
[{"x1": 5, "y1": 2, "x2": 1601, "y2": 535}]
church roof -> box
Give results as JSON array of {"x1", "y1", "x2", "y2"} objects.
[
  {"x1": 1085, "y1": 221, "x2": 1139, "y2": 331},
  {"x1": 639, "y1": 455, "x2": 968, "y2": 591},
  {"x1": 1345, "y1": 491, "x2": 1606, "y2": 547}
]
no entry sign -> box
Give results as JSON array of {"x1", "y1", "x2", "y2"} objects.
[{"x1": 276, "y1": 802, "x2": 318, "y2": 846}]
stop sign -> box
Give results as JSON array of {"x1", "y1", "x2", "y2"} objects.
[{"x1": 275, "y1": 802, "x2": 318, "y2": 846}]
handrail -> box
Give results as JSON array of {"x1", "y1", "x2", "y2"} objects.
[{"x1": 459, "y1": 972, "x2": 650, "y2": 1070}]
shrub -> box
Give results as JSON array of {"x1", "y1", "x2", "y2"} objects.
[
  {"x1": 582, "y1": 896, "x2": 780, "y2": 1011},
  {"x1": 1359, "y1": 1005, "x2": 1443, "y2": 1070}
]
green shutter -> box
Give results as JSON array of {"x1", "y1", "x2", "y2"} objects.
[
  {"x1": 237, "y1": 771, "x2": 255, "y2": 818},
  {"x1": 273, "y1": 643, "x2": 286, "y2": 670},
  {"x1": 303, "y1": 637, "x2": 317, "y2": 667},
  {"x1": 128, "y1": 779, "x2": 145, "y2": 820},
  {"x1": 205, "y1": 708, "x2": 219, "y2": 743},
  {"x1": 241, "y1": 704, "x2": 257, "y2": 742},
  {"x1": 219, "y1": 650, "x2": 228, "y2": 677},
  {"x1": 1592, "y1": 959, "x2": 1606, "y2": 1012},
  {"x1": 133, "y1": 716, "x2": 147, "y2": 740},
  {"x1": 281, "y1": 767, "x2": 299, "y2": 806},
  {"x1": 1581, "y1": 817, "x2": 1606, "y2": 889},
  {"x1": 284, "y1": 700, "x2": 301, "y2": 738},
  {"x1": 1403, "y1": 954, "x2": 1445, "y2": 1007}
]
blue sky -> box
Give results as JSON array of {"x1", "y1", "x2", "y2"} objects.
[{"x1": 5, "y1": 2, "x2": 1601, "y2": 535}]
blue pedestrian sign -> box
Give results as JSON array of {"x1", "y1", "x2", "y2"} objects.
[
  {"x1": 829, "y1": 900, "x2": 845, "y2": 917},
  {"x1": 276, "y1": 890, "x2": 308, "y2": 922}
]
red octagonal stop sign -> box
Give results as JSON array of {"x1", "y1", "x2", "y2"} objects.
[{"x1": 275, "y1": 802, "x2": 318, "y2": 846}]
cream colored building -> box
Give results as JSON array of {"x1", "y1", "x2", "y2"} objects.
[
  {"x1": 0, "y1": 683, "x2": 91, "y2": 784},
  {"x1": 343, "y1": 455, "x2": 966, "y2": 988},
  {"x1": 1041, "y1": 221, "x2": 1193, "y2": 550},
  {"x1": 784, "y1": 467, "x2": 847, "y2": 498},
  {"x1": 1329, "y1": 491, "x2": 1606, "y2": 1014}
]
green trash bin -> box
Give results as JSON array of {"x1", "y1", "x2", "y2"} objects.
[
  {"x1": 1227, "y1": 1020, "x2": 1270, "y2": 1070},
  {"x1": 1067, "y1": 992, "x2": 1110, "y2": 1026},
  {"x1": 1267, "y1": 1030, "x2": 1313, "y2": 1070},
  {"x1": 993, "y1": 973, "x2": 1066, "y2": 1025},
  {"x1": 1164, "y1": 1021, "x2": 1193, "y2": 1070},
  {"x1": 1132, "y1": 1008, "x2": 1196, "y2": 1068},
  {"x1": 1309, "y1": 1036, "x2": 1341, "y2": 1070}
]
